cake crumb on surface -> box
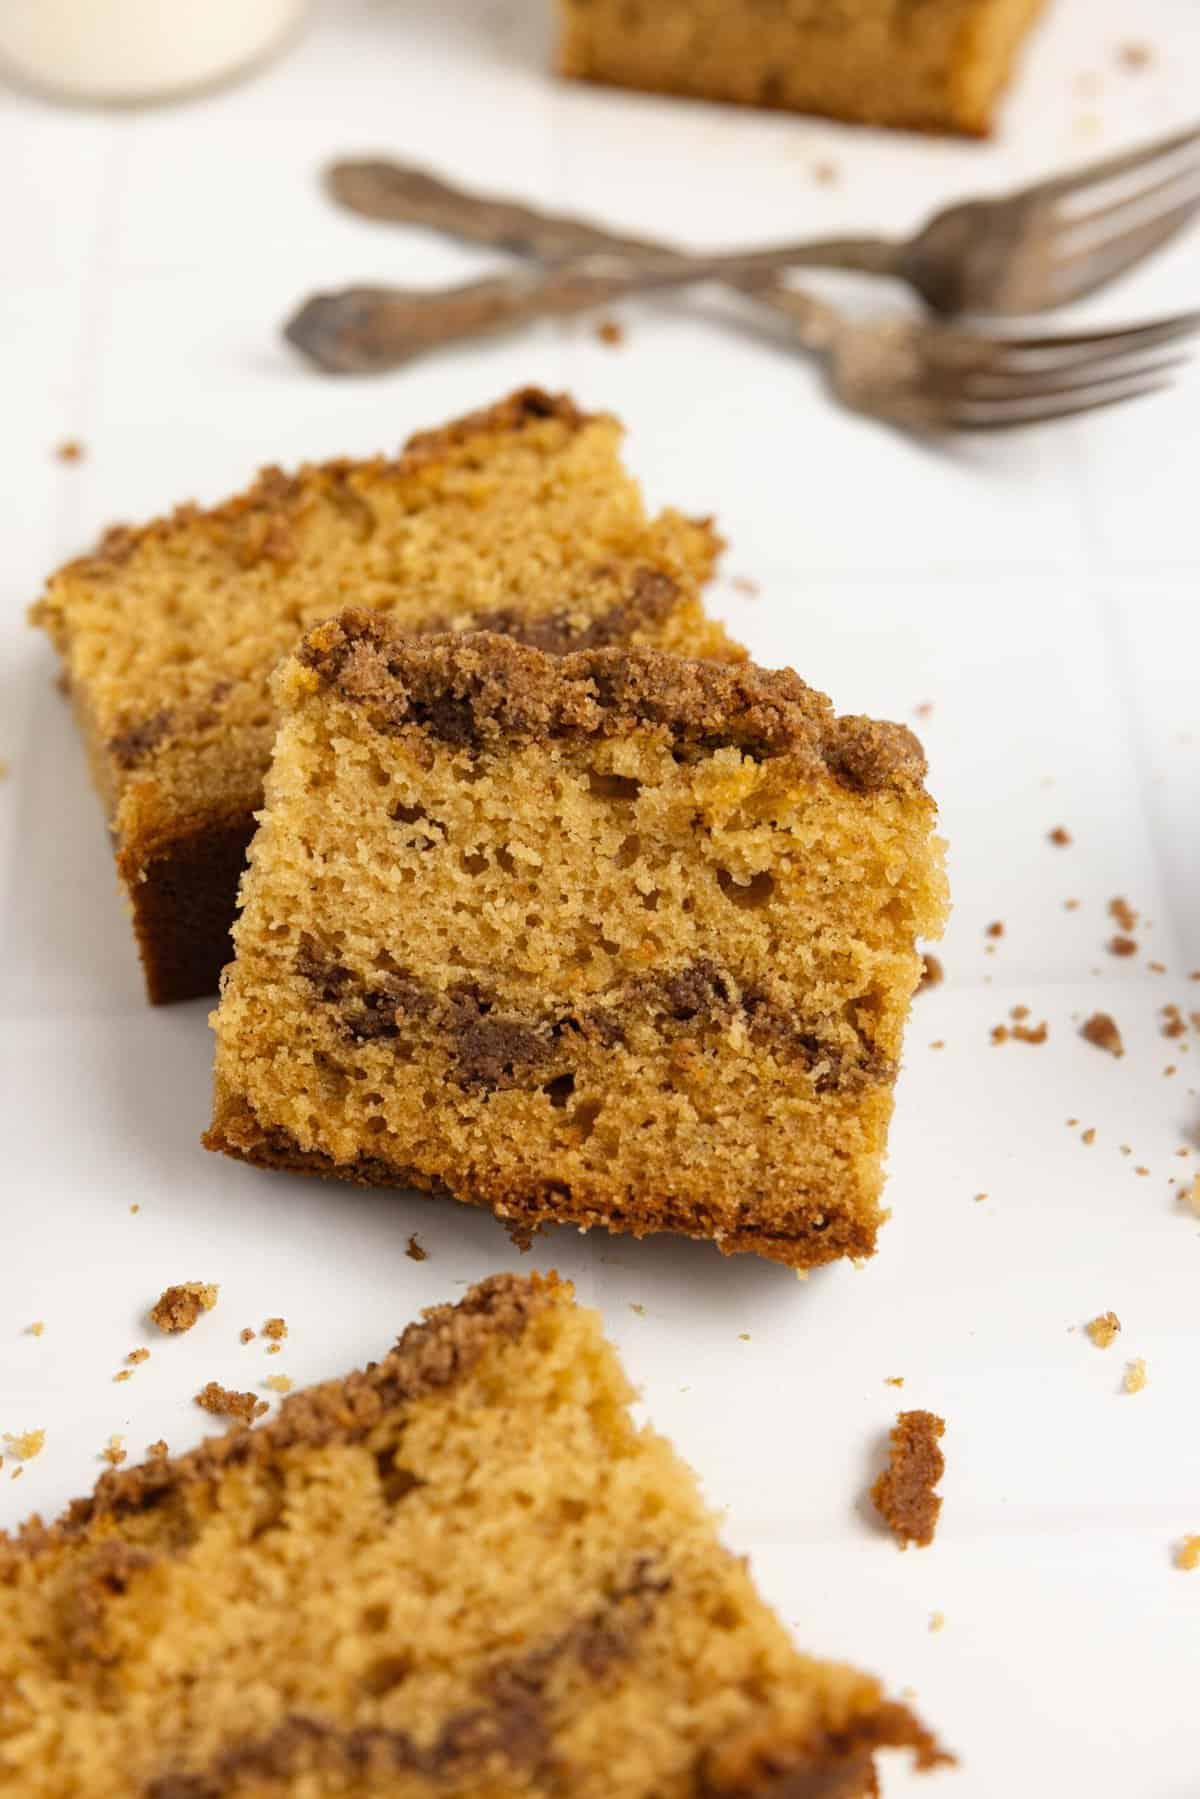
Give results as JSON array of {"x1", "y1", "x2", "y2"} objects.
[
  {"x1": 1148, "y1": 961, "x2": 1167, "y2": 974},
  {"x1": 1123, "y1": 1358, "x2": 1148, "y2": 1395},
  {"x1": 629, "y1": 1303, "x2": 646, "y2": 1316},
  {"x1": 929, "y1": 1611, "x2": 945, "y2": 1634},
  {"x1": 1085, "y1": 1312, "x2": 1121, "y2": 1349},
  {"x1": 1081, "y1": 1013, "x2": 1124, "y2": 1057},
  {"x1": 973, "y1": 1193, "x2": 987, "y2": 1203},
  {"x1": 147, "y1": 1439, "x2": 168, "y2": 1459},
  {"x1": 263, "y1": 1316, "x2": 287, "y2": 1341},
  {"x1": 265, "y1": 1373, "x2": 293, "y2": 1394},
  {"x1": 27, "y1": 1322, "x2": 44, "y2": 1337},
  {"x1": 129, "y1": 1203, "x2": 140, "y2": 1214},
  {"x1": 405, "y1": 1233, "x2": 429, "y2": 1262},
  {"x1": 871, "y1": 1411, "x2": 945, "y2": 1549},
  {"x1": 594, "y1": 318, "x2": 625, "y2": 347},
  {"x1": 1176, "y1": 1536, "x2": 1200, "y2": 1571},
  {"x1": 101, "y1": 1435, "x2": 126, "y2": 1467},
  {"x1": 1108, "y1": 936, "x2": 1137, "y2": 958},
  {"x1": 918, "y1": 953, "x2": 943, "y2": 990},
  {"x1": 1109, "y1": 896, "x2": 1137, "y2": 932},
  {"x1": 1048, "y1": 826, "x2": 1072, "y2": 846},
  {"x1": 54, "y1": 438, "x2": 85, "y2": 463},
  {"x1": 3, "y1": 1428, "x2": 45, "y2": 1462},
  {"x1": 1082, "y1": 1127, "x2": 1096, "y2": 1144},
  {"x1": 266, "y1": 1342, "x2": 282, "y2": 1355},
  {"x1": 10, "y1": 1467, "x2": 22, "y2": 1480},
  {"x1": 731, "y1": 575, "x2": 760, "y2": 598},
  {"x1": 885, "y1": 1376, "x2": 905, "y2": 1387},
  {"x1": 127, "y1": 1347, "x2": 149, "y2": 1365},
  {"x1": 1161, "y1": 1004, "x2": 1186, "y2": 1040},
  {"x1": 1012, "y1": 1021, "x2": 1048, "y2": 1045},
  {"x1": 151, "y1": 1282, "x2": 218, "y2": 1333},
  {"x1": 986, "y1": 921, "x2": 1004, "y2": 939},
  {"x1": 990, "y1": 1025, "x2": 1009, "y2": 1045},
  {"x1": 737, "y1": 1332, "x2": 751, "y2": 1342},
  {"x1": 1064, "y1": 898, "x2": 1080, "y2": 911},
  {"x1": 239, "y1": 1327, "x2": 256, "y2": 1344},
  {"x1": 1117, "y1": 41, "x2": 1154, "y2": 69},
  {"x1": 1185, "y1": 1175, "x2": 1200, "y2": 1216},
  {"x1": 195, "y1": 1381, "x2": 268, "y2": 1424},
  {"x1": 113, "y1": 1369, "x2": 133, "y2": 1383}
]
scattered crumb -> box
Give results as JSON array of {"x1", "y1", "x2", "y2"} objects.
[
  {"x1": 1085, "y1": 1311, "x2": 1121, "y2": 1349},
  {"x1": 929, "y1": 1040, "x2": 945, "y2": 1051},
  {"x1": 3, "y1": 1428, "x2": 45, "y2": 1462},
  {"x1": 986, "y1": 921, "x2": 1005, "y2": 939},
  {"x1": 10, "y1": 1467, "x2": 22, "y2": 1481},
  {"x1": 54, "y1": 438, "x2": 85, "y2": 463},
  {"x1": 1010, "y1": 1004, "x2": 1030, "y2": 1021},
  {"x1": 913, "y1": 701, "x2": 934, "y2": 720},
  {"x1": 1064, "y1": 898, "x2": 1080, "y2": 911},
  {"x1": 973, "y1": 1193, "x2": 988, "y2": 1203},
  {"x1": 990, "y1": 1025, "x2": 1009, "y2": 1045},
  {"x1": 1012, "y1": 1021, "x2": 1048, "y2": 1045},
  {"x1": 1081, "y1": 1013, "x2": 1124, "y2": 1058},
  {"x1": 129, "y1": 1203, "x2": 140, "y2": 1214},
  {"x1": 1148, "y1": 961, "x2": 1167, "y2": 974},
  {"x1": 629, "y1": 1303, "x2": 646, "y2": 1317},
  {"x1": 239, "y1": 1327, "x2": 256, "y2": 1344},
  {"x1": 885, "y1": 1376, "x2": 905, "y2": 1388},
  {"x1": 594, "y1": 317, "x2": 624, "y2": 348},
  {"x1": 1190, "y1": 972, "x2": 1200, "y2": 983},
  {"x1": 195, "y1": 1382, "x2": 267, "y2": 1424},
  {"x1": 27, "y1": 1322, "x2": 44, "y2": 1338},
  {"x1": 730, "y1": 575, "x2": 760, "y2": 599},
  {"x1": 1123, "y1": 1358, "x2": 1147, "y2": 1395},
  {"x1": 1162, "y1": 1005, "x2": 1186, "y2": 1040},
  {"x1": 405, "y1": 1234, "x2": 428, "y2": 1263},
  {"x1": 1082, "y1": 1127, "x2": 1097, "y2": 1144},
  {"x1": 1176, "y1": 1535, "x2": 1200, "y2": 1571},
  {"x1": 737, "y1": 1332, "x2": 751, "y2": 1342},
  {"x1": 929, "y1": 1611, "x2": 945, "y2": 1634},
  {"x1": 101, "y1": 1435, "x2": 126, "y2": 1467},
  {"x1": 263, "y1": 1317, "x2": 287, "y2": 1342},
  {"x1": 812, "y1": 158, "x2": 839, "y2": 185},
  {"x1": 918, "y1": 954, "x2": 943, "y2": 991},
  {"x1": 266, "y1": 1342, "x2": 282, "y2": 1356},
  {"x1": 1185, "y1": 1175, "x2": 1200, "y2": 1217},
  {"x1": 871, "y1": 1411, "x2": 945, "y2": 1549},
  {"x1": 265, "y1": 1374, "x2": 293, "y2": 1394},
  {"x1": 127, "y1": 1347, "x2": 149, "y2": 1365},
  {"x1": 1048, "y1": 826, "x2": 1072, "y2": 846},
  {"x1": 1120, "y1": 1145, "x2": 1132, "y2": 1156},
  {"x1": 147, "y1": 1439, "x2": 169, "y2": 1460},
  {"x1": 1165, "y1": 1066, "x2": 1177, "y2": 1078},
  {"x1": 1109, "y1": 896, "x2": 1138, "y2": 932},
  {"x1": 113, "y1": 1369, "x2": 133, "y2": 1383},
  {"x1": 151, "y1": 1282, "x2": 218, "y2": 1333},
  {"x1": 1116, "y1": 41, "x2": 1154, "y2": 70},
  {"x1": 1135, "y1": 1166, "x2": 1150, "y2": 1177},
  {"x1": 1108, "y1": 936, "x2": 1137, "y2": 958},
  {"x1": 1066, "y1": 1118, "x2": 1079, "y2": 1127}
]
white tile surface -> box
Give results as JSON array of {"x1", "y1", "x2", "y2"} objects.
[{"x1": 2, "y1": 1, "x2": 1200, "y2": 1792}]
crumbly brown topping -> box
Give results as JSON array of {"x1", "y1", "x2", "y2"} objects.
[
  {"x1": 150, "y1": 1283, "x2": 218, "y2": 1333},
  {"x1": 871, "y1": 1411, "x2": 945, "y2": 1548},
  {"x1": 1081, "y1": 1013, "x2": 1124, "y2": 1058},
  {"x1": 196, "y1": 1383, "x2": 269, "y2": 1425},
  {"x1": 294, "y1": 615, "x2": 928, "y2": 796},
  {"x1": 263, "y1": 1317, "x2": 287, "y2": 1342},
  {"x1": 1108, "y1": 936, "x2": 1137, "y2": 957},
  {"x1": 406, "y1": 1234, "x2": 429, "y2": 1262},
  {"x1": 1085, "y1": 1312, "x2": 1121, "y2": 1349}
]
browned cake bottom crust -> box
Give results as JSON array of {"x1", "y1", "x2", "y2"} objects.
[
  {"x1": 205, "y1": 1094, "x2": 877, "y2": 1266},
  {"x1": 120, "y1": 815, "x2": 256, "y2": 1004}
]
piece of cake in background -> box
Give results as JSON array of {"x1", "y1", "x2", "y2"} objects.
[
  {"x1": 207, "y1": 619, "x2": 948, "y2": 1269},
  {"x1": 0, "y1": 1274, "x2": 948, "y2": 1798},
  {"x1": 556, "y1": 0, "x2": 1048, "y2": 137},
  {"x1": 31, "y1": 389, "x2": 736, "y2": 1007}
]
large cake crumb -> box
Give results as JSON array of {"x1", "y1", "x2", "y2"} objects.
[
  {"x1": 1123, "y1": 1359, "x2": 1148, "y2": 1395},
  {"x1": 871, "y1": 1411, "x2": 945, "y2": 1548},
  {"x1": 151, "y1": 1283, "x2": 218, "y2": 1333},
  {"x1": 1081, "y1": 1013, "x2": 1124, "y2": 1058},
  {"x1": 1176, "y1": 1535, "x2": 1200, "y2": 1571},
  {"x1": 263, "y1": 1316, "x2": 288, "y2": 1342},
  {"x1": 265, "y1": 1373, "x2": 293, "y2": 1395},
  {"x1": 195, "y1": 1381, "x2": 268, "y2": 1424},
  {"x1": 3, "y1": 1429, "x2": 45, "y2": 1462},
  {"x1": 406, "y1": 1233, "x2": 429, "y2": 1261},
  {"x1": 1085, "y1": 1312, "x2": 1121, "y2": 1349},
  {"x1": 27, "y1": 1322, "x2": 44, "y2": 1338}
]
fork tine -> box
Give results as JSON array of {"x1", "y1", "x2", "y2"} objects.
[
  {"x1": 976, "y1": 310, "x2": 1200, "y2": 364},
  {"x1": 1049, "y1": 198, "x2": 1200, "y2": 306},
  {"x1": 948, "y1": 377, "x2": 1171, "y2": 432},
  {"x1": 961, "y1": 353, "x2": 1191, "y2": 402},
  {"x1": 1057, "y1": 161, "x2": 1200, "y2": 236},
  {"x1": 1031, "y1": 121, "x2": 1200, "y2": 204}
]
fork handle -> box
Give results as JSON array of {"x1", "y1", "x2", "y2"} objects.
[
  {"x1": 326, "y1": 157, "x2": 899, "y2": 287},
  {"x1": 285, "y1": 260, "x2": 846, "y2": 374}
]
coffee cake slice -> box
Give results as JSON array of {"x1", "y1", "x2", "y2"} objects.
[
  {"x1": 207, "y1": 619, "x2": 947, "y2": 1268},
  {"x1": 32, "y1": 389, "x2": 734, "y2": 1005},
  {"x1": 0, "y1": 1274, "x2": 947, "y2": 1798},
  {"x1": 557, "y1": 0, "x2": 1047, "y2": 136}
]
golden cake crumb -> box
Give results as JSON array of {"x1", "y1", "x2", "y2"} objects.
[
  {"x1": 1108, "y1": 935, "x2": 1137, "y2": 958},
  {"x1": 1109, "y1": 896, "x2": 1137, "y2": 932},
  {"x1": 630, "y1": 1303, "x2": 646, "y2": 1317},
  {"x1": 127, "y1": 1347, "x2": 150, "y2": 1365},
  {"x1": 27, "y1": 1322, "x2": 44, "y2": 1338},
  {"x1": 885, "y1": 1376, "x2": 905, "y2": 1388},
  {"x1": 929, "y1": 1611, "x2": 945, "y2": 1634},
  {"x1": 147, "y1": 1439, "x2": 169, "y2": 1459},
  {"x1": 1085, "y1": 1312, "x2": 1121, "y2": 1349},
  {"x1": 10, "y1": 1467, "x2": 22, "y2": 1481},
  {"x1": 1161, "y1": 1004, "x2": 1186, "y2": 1040},
  {"x1": 1064, "y1": 898, "x2": 1080, "y2": 911},
  {"x1": 266, "y1": 1342, "x2": 282, "y2": 1356},
  {"x1": 1081, "y1": 1127, "x2": 1096, "y2": 1144},
  {"x1": 991, "y1": 1024, "x2": 1009, "y2": 1045},
  {"x1": 1148, "y1": 960, "x2": 1167, "y2": 974},
  {"x1": 1048, "y1": 826, "x2": 1072, "y2": 846},
  {"x1": 405, "y1": 1233, "x2": 429, "y2": 1262},
  {"x1": 102, "y1": 1436, "x2": 127, "y2": 1467},
  {"x1": 918, "y1": 954, "x2": 944, "y2": 991},
  {"x1": 265, "y1": 1374, "x2": 293, "y2": 1394},
  {"x1": 195, "y1": 1381, "x2": 268, "y2": 1424},
  {"x1": 1185, "y1": 1175, "x2": 1200, "y2": 1216},
  {"x1": 1123, "y1": 1358, "x2": 1147, "y2": 1395},
  {"x1": 913, "y1": 701, "x2": 933, "y2": 720},
  {"x1": 150, "y1": 1283, "x2": 218, "y2": 1333},
  {"x1": 3, "y1": 1429, "x2": 45, "y2": 1462},
  {"x1": 594, "y1": 318, "x2": 625, "y2": 347},
  {"x1": 973, "y1": 1193, "x2": 987, "y2": 1203},
  {"x1": 113, "y1": 1370, "x2": 133, "y2": 1384},
  {"x1": 871, "y1": 1411, "x2": 945, "y2": 1549},
  {"x1": 1081, "y1": 1013, "x2": 1124, "y2": 1058},
  {"x1": 1012, "y1": 1020, "x2": 1048, "y2": 1044},
  {"x1": 986, "y1": 921, "x2": 1005, "y2": 939},
  {"x1": 1176, "y1": 1535, "x2": 1200, "y2": 1571},
  {"x1": 240, "y1": 1327, "x2": 256, "y2": 1344},
  {"x1": 263, "y1": 1316, "x2": 288, "y2": 1341},
  {"x1": 54, "y1": 439, "x2": 85, "y2": 464}
]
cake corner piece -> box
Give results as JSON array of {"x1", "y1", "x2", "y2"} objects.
[
  {"x1": 208, "y1": 615, "x2": 947, "y2": 1269},
  {"x1": 1, "y1": 1272, "x2": 949, "y2": 1798}
]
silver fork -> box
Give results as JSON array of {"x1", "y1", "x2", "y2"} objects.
[
  {"x1": 285, "y1": 272, "x2": 1198, "y2": 431},
  {"x1": 325, "y1": 122, "x2": 1200, "y2": 317}
]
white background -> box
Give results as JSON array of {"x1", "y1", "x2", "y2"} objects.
[{"x1": 2, "y1": 2, "x2": 1199, "y2": 1793}]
